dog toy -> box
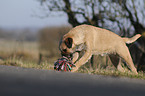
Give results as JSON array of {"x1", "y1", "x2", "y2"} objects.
[{"x1": 54, "y1": 56, "x2": 75, "y2": 72}]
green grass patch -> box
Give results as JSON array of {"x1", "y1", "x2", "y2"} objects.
[
  {"x1": 0, "y1": 57, "x2": 144, "y2": 80},
  {"x1": 0, "y1": 57, "x2": 54, "y2": 70},
  {"x1": 77, "y1": 64, "x2": 145, "y2": 80}
]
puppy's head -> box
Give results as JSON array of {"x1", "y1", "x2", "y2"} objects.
[{"x1": 59, "y1": 37, "x2": 75, "y2": 57}]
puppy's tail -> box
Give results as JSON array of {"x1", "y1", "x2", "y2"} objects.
[{"x1": 122, "y1": 34, "x2": 141, "y2": 44}]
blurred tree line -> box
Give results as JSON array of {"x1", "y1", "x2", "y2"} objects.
[
  {"x1": 38, "y1": 0, "x2": 145, "y2": 71},
  {"x1": 0, "y1": 28, "x2": 38, "y2": 41},
  {"x1": 38, "y1": 26, "x2": 71, "y2": 64}
]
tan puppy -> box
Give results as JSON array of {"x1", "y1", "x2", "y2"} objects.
[{"x1": 59, "y1": 25, "x2": 141, "y2": 74}]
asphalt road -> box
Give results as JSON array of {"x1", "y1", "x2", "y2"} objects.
[{"x1": 0, "y1": 65, "x2": 145, "y2": 96}]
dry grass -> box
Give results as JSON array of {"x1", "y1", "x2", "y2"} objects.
[
  {"x1": 0, "y1": 39, "x2": 55, "y2": 70},
  {"x1": 0, "y1": 39, "x2": 144, "y2": 79},
  {"x1": 0, "y1": 39, "x2": 38, "y2": 60}
]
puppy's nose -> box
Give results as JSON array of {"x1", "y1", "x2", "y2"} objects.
[
  {"x1": 61, "y1": 52, "x2": 73, "y2": 58},
  {"x1": 63, "y1": 49, "x2": 67, "y2": 52}
]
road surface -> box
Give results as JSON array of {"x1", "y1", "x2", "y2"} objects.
[{"x1": 0, "y1": 65, "x2": 145, "y2": 96}]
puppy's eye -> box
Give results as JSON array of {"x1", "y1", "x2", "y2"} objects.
[{"x1": 63, "y1": 49, "x2": 67, "y2": 52}]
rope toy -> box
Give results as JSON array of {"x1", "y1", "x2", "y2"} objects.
[{"x1": 54, "y1": 56, "x2": 75, "y2": 72}]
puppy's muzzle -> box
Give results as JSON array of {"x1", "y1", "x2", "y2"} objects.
[{"x1": 61, "y1": 50, "x2": 73, "y2": 58}]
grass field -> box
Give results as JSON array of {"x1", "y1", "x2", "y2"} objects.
[{"x1": 0, "y1": 40, "x2": 144, "y2": 79}]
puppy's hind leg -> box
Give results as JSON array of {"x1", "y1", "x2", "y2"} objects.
[{"x1": 116, "y1": 45, "x2": 138, "y2": 74}]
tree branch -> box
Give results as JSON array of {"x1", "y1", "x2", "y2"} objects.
[{"x1": 63, "y1": 0, "x2": 80, "y2": 27}]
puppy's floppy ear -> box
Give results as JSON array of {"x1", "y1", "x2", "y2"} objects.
[{"x1": 64, "y1": 37, "x2": 73, "y2": 48}]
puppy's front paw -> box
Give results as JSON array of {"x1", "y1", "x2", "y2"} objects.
[{"x1": 71, "y1": 67, "x2": 78, "y2": 72}]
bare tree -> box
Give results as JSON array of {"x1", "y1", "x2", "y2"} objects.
[{"x1": 37, "y1": 0, "x2": 113, "y2": 27}]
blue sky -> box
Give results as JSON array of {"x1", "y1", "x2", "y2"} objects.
[{"x1": 0, "y1": 0, "x2": 69, "y2": 28}]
